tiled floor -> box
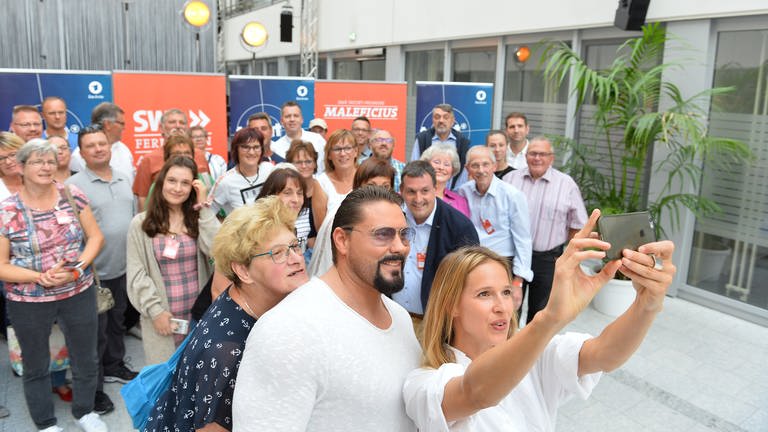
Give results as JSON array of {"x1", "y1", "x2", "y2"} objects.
[{"x1": 1, "y1": 296, "x2": 766, "y2": 431}]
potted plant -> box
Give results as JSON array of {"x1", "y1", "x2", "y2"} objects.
[{"x1": 541, "y1": 23, "x2": 752, "y2": 315}]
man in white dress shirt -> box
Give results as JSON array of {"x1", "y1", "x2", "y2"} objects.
[
  {"x1": 460, "y1": 146, "x2": 532, "y2": 307},
  {"x1": 505, "y1": 112, "x2": 530, "y2": 170},
  {"x1": 70, "y1": 102, "x2": 135, "y2": 183},
  {"x1": 270, "y1": 101, "x2": 325, "y2": 172}
]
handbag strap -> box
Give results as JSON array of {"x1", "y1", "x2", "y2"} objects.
[
  {"x1": 62, "y1": 186, "x2": 101, "y2": 287},
  {"x1": 167, "y1": 330, "x2": 194, "y2": 368}
]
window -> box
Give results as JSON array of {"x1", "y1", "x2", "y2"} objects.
[
  {"x1": 688, "y1": 29, "x2": 768, "y2": 310},
  {"x1": 405, "y1": 49, "x2": 444, "y2": 156},
  {"x1": 452, "y1": 48, "x2": 496, "y2": 83},
  {"x1": 502, "y1": 43, "x2": 569, "y2": 142}
]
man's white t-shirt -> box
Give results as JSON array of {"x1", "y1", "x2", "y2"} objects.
[
  {"x1": 272, "y1": 129, "x2": 326, "y2": 173},
  {"x1": 233, "y1": 277, "x2": 422, "y2": 431}
]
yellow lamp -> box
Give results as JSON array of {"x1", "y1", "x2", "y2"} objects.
[
  {"x1": 183, "y1": 0, "x2": 211, "y2": 29},
  {"x1": 241, "y1": 22, "x2": 269, "y2": 49}
]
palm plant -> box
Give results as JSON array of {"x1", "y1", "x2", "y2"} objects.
[{"x1": 542, "y1": 23, "x2": 752, "y2": 237}]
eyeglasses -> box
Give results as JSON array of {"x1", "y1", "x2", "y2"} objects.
[
  {"x1": 331, "y1": 146, "x2": 355, "y2": 154},
  {"x1": 371, "y1": 138, "x2": 394, "y2": 144},
  {"x1": 251, "y1": 239, "x2": 304, "y2": 264},
  {"x1": 527, "y1": 152, "x2": 553, "y2": 159},
  {"x1": 26, "y1": 159, "x2": 57, "y2": 167},
  {"x1": 0, "y1": 152, "x2": 18, "y2": 163},
  {"x1": 292, "y1": 159, "x2": 314, "y2": 166},
  {"x1": 240, "y1": 145, "x2": 262, "y2": 153},
  {"x1": 14, "y1": 122, "x2": 42, "y2": 129},
  {"x1": 343, "y1": 226, "x2": 414, "y2": 247},
  {"x1": 352, "y1": 127, "x2": 370, "y2": 133}
]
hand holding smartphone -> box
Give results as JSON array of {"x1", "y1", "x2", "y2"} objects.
[
  {"x1": 597, "y1": 211, "x2": 656, "y2": 261},
  {"x1": 170, "y1": 318, "x2": 189, "y2": 335}
]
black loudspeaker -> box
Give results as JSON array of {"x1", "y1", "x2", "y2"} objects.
[
  {"x1": 614, "y1": 0, "x2": 650, "y2": 31},
  {"x1": 280, "y1": 10, "x2": 293, "y2": 42}
]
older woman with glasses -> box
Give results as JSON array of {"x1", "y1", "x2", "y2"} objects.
[
  {"x1": 421, "y1": 143, "x2": 470, "y2": 217},
  {"x1": 0, "y1": 139, "x2": 107, "y2": 432},
  {"x1": 144, "y1": 196, "x2": 308, "y2": 432},
  {"x1": 209, "y1": 128, "x2": 274, "y2": 217},
  {"x1": 403, "y1": 210, "x2": 676, "y2": 431},
  {"x1": 315, "y1": 129, "x2": 357, "y2": 213}
]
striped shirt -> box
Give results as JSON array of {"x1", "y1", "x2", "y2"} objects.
[{"x1": 503, "y1": 167, "x2": 587, "y2": 252}]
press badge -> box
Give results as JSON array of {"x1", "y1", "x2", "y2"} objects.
[
  {"x1": 482, "y1": 219, "x2": 496, "y2": 235},
  {"x1": 55, "y1": 210, "x2": 72, "y2": 225},
  {"x1": 163, "y1": 237, "x2": 180, "y2": 259},
  {"x1": 416, "y1": 252, "x2": 426, "y2": 271}
]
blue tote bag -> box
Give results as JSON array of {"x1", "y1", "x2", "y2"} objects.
[{"x1": 121, "y1": 332, "x2": 193, "y2": 430}]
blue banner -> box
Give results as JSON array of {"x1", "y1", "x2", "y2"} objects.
[
  {"x1": 0, "y1": 69, "x2": 113, "y2": 145},
  {"x1": 415, "y1": 81, "x2": 494, "y2": 144},
  {"x1": 228, "y1": 76, "x2": 315, "y2": 139}
]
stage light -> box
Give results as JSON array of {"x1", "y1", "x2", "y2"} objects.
[
  {"x1": 241, "y1": 22, "x2": 269, "y2": 50},
  {"x1": 182, "y1": 0, "x2": 211, "y2": 29}
]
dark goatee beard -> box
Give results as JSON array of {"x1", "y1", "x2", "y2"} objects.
[{"x1": 373, "y1": 255, "x2": 405, "y2": 296}]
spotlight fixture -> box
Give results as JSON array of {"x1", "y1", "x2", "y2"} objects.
[
  {"x1": 182, "y1": 0, "x2": 211, "y2": 29},
  {"x1": 241, "y1": 21, "x2": 269, "y2": 50}
]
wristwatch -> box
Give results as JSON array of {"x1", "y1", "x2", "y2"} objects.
[{"x1": 69, "y1": 261, "x2": 85, "y2": 280}]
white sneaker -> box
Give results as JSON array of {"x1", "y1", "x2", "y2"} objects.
[
  {"x1": 77, "y1": 412, "x2": 108, "y2": 432},
  {"x1": 39, "y1": 426, "x2": 63, "y2": 432}
]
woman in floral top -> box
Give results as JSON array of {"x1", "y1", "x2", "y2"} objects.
[
  {"x1": 0, "y1": 139, "x2": 106, "y2": 432},
  {"x1": 127, "y1": 156, "x2": 219, "y2": 364}
]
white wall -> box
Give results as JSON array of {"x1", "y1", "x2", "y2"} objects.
[{"x1": 223, "y1": 0, "x2": 768, "y2": 62}]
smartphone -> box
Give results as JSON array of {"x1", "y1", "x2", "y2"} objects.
[
  {"x1": 62, "y1": 261, "x2": 81, "y2": 270},
  {"x1": 170, "y1": 318, "x2": 190, "y2": 335},
  {"x1": 597, "y1": 211, "x2": 656, "y2": 261}
]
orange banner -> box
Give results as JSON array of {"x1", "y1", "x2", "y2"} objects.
[
  {"x1": 112, "y1": 72, "x2": 227, "y2": 164},
  {"x1": 314, "y1": 81, "x2": 407, "y2": 161}
]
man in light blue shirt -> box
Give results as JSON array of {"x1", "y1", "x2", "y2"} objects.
[
  {"x1": 460, "y1": 146, "x2": 532, "y2": 304},
  {"x1": 369, "y1": 129, "x2": 405, "y2": 192}
]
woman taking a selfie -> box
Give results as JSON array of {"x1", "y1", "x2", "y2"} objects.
[
  {"x1": 127, "y1": 156, "x2": 220, "y2": 364},
  {"x1": 404, "y1": 210, "x2": 675, "y2": 431}
]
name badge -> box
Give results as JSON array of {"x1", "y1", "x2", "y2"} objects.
[
  {"x1": 162, "y1": 237, "x2": 180, "y2": 259},
  {"x1": 482, "y1": 218, "x2": 496, "y2": 235},
  {"x1": 55, "y1": 210, "x2": 72, "y2": 225},
  {"x1": 416, "y1": 252, "x2": 426, "y2": 271}
]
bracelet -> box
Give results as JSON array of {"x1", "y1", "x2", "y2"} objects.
[{"x1": 70, "y1": 268, "x2": 81, "y2": 281}]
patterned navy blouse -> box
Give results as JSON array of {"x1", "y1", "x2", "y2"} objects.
[{"x1": 144, "y1": 288, "x2": 256, "y2": 431}]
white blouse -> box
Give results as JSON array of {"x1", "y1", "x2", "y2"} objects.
[{"x1": 403, "y1": 332, "x2": 601, "y2": 432}]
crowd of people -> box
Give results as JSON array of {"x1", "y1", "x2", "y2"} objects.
[{"x1": 0, "y1": 97, "x2": 677, "y2": 432}]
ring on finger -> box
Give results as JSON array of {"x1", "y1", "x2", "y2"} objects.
[{"x1": 648, "y1": 253, "x2": 663, "y2": 271}]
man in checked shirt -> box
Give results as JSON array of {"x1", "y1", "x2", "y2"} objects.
[{"x1": 504, "y1": 136, "x2": 588, "y2": 325}]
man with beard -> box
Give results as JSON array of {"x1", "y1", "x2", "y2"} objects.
[
  {"x1": 233, "y1": 186, "x2": 422, "y2": 431},
  {"x1": 411, "y1": 103, "x2": 472, "y2": 190}
]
